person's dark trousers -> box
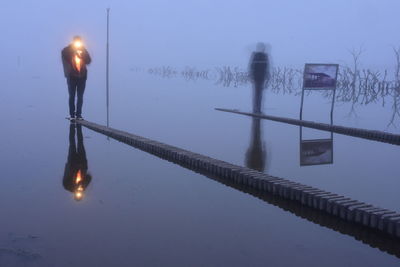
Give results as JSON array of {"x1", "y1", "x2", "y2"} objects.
[
  {"x1": 253, "y1": 80, "x2": 264, "y2": 114},
  {"x1": 67, "y1": 76, "x2": 86, "y2": 117}
]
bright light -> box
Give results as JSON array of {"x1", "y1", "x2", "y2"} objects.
[
  {"x1": 74, "y1": 185, "x2": 84, "y2": 201},
  {"x1": 74, "y1": 55, "x2": 81, "y2": 72},
  {"x1": 74, "y1": 191, "x2": 83, "y2": 200},
  {"x1": 74, "y1": 40, "x2": 82, "y2": 48}
]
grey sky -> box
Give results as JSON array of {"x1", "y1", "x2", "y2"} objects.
[{"x1": 1, "y1": 0, "x2": 399, "y2": 79}]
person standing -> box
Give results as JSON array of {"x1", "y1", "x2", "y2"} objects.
[
  {"x1": 62, "y1": 36, "x2": 91, "y2": 120},
  {"x1": 249, "y1": 42, "x2": 270, "y2": 114}
]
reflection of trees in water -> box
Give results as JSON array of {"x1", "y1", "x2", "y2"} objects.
[
  {"x1": 181, "y1": 67, "x2": 211, "y2": 81},
  {"x1": 145, "y1": 49, "x2": 400, "y2": 126},
  {"x1": 147, "y1": 66, "x2": 178, "y2": 78},
  {"x1": 147, "y1": 66, "x2": 399, "y2": 100}
]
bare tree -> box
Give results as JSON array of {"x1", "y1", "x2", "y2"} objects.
[
  {"x1": 393, "y1": 46, "x2": 400, "y2": 83},
  {"x1": 387, "y1": 47, "x2": 400, "y2": 128},
  {"x1": 343, "y1": 47, "x2": 364, "y2": 117}
]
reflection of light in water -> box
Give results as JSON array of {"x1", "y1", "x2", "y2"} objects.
[
  {"x1": 75, "y1": 170, "x2": 82, "y2": 184},
  {"x1": 74, "y1": 170, "x2": 84, "y2": 201},
  {"x1": 74, "y1": 185, "x2": 84, "y2": 201}
]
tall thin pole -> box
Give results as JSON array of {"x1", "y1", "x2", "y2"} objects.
[{"x1": 106, "y1": 8, "x2": 110, "y2": 127}]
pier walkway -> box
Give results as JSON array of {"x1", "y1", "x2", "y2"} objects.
[
  {"x1": 215, "y1": 108, "x2": 400, "y2": 145},
  {"x1": 75, "y1": 119, "x2": 400, "y2": 257}
]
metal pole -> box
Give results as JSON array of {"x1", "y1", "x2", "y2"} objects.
[
  {"x1": 106, "y1": 8, "x2": 110, "y2": 127},
  {"x1": 299, "y1": 88, "x2": 305, "y2": 120},
  {"x1": 330, "y1": 87, "x2": 336, "y2": 124},
  {"x1": 299, "y1": 125, "x2": 303, "y2": 166}
]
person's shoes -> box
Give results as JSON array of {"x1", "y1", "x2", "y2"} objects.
[
  {"x1": 67, "y1": 116, "x2": 75, "y2": 120},
  {"x1": 76, "y1": 115, "x2": 83, "y2": 120}
]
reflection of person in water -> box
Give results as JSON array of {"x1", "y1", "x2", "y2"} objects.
[
  {"x1": 245, "y1": 117, "x2": 266, "y2": 172},
  {"x1": 63, "y1": 123, "x2": 92, "y2": 201},
  {"x1": 249, "y1": 42, "x2": 270, "y2": 114}
]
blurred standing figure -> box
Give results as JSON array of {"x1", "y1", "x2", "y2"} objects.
[
  {"x1": 61, "y1": 36, "x2": 91, "y2": 120},
  {"x1": 63, "y1": 123, "x2": 92, "y2": 201},
  {"x1": 249, "y1": 42, "x2": 270, "y2": 114}
]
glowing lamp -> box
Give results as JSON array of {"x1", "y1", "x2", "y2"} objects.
[{"x1": 74, "y1": 40, "x2": 82, "y2": 49}]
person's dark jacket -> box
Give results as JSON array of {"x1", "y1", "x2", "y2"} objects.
[
  {"x1": 61, "y1": 45, "x2": 91, "y2": 79},
  {"x1": 249, "y1": 52, "x2": 270, "y2": 83}
]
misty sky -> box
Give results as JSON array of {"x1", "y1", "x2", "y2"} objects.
[{"x1": 1, "y1": 0, "x2": 400, "y2": 80}]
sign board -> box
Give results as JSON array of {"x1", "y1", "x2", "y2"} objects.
[
  {"x1": 303, "y1": 64, "x2": 339, "y2": 90},
  {"x1": 300, "y1": 138, "x2": 333, "y2": 166}
]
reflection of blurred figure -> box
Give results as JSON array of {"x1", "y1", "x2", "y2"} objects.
[
  {"x1": 63, "y1": 123, "x2": 92, "y2": 201},
  {"x1": 245, "y1": 117, "x2": 266, "y2": 172},
  {"x1": 249, "y1": 42, "x2": 270, "y2": 114}
]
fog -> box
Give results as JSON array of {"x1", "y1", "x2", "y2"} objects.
[
  {"x1": 1, "y1": 0, "x2": 400, "y2": 82},
  {"x1": 1, "y1": 2, "x2": 400, "y2": 266}
]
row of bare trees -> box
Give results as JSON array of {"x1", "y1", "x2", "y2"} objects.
[
  {"x1": 144, "y1": 48, "x2": 400, "y2": 127},
  {"x1": 147, "y1": 64, "x2": 399, "y2": 98}
]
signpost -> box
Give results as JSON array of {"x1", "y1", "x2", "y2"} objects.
[{"x1": 300, "y1": 63, "x2": 339, "y2": 123}]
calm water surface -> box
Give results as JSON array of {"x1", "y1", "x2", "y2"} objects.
[{"x1": 0, "y1": 71, "x2": 399, "y2": 266}]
